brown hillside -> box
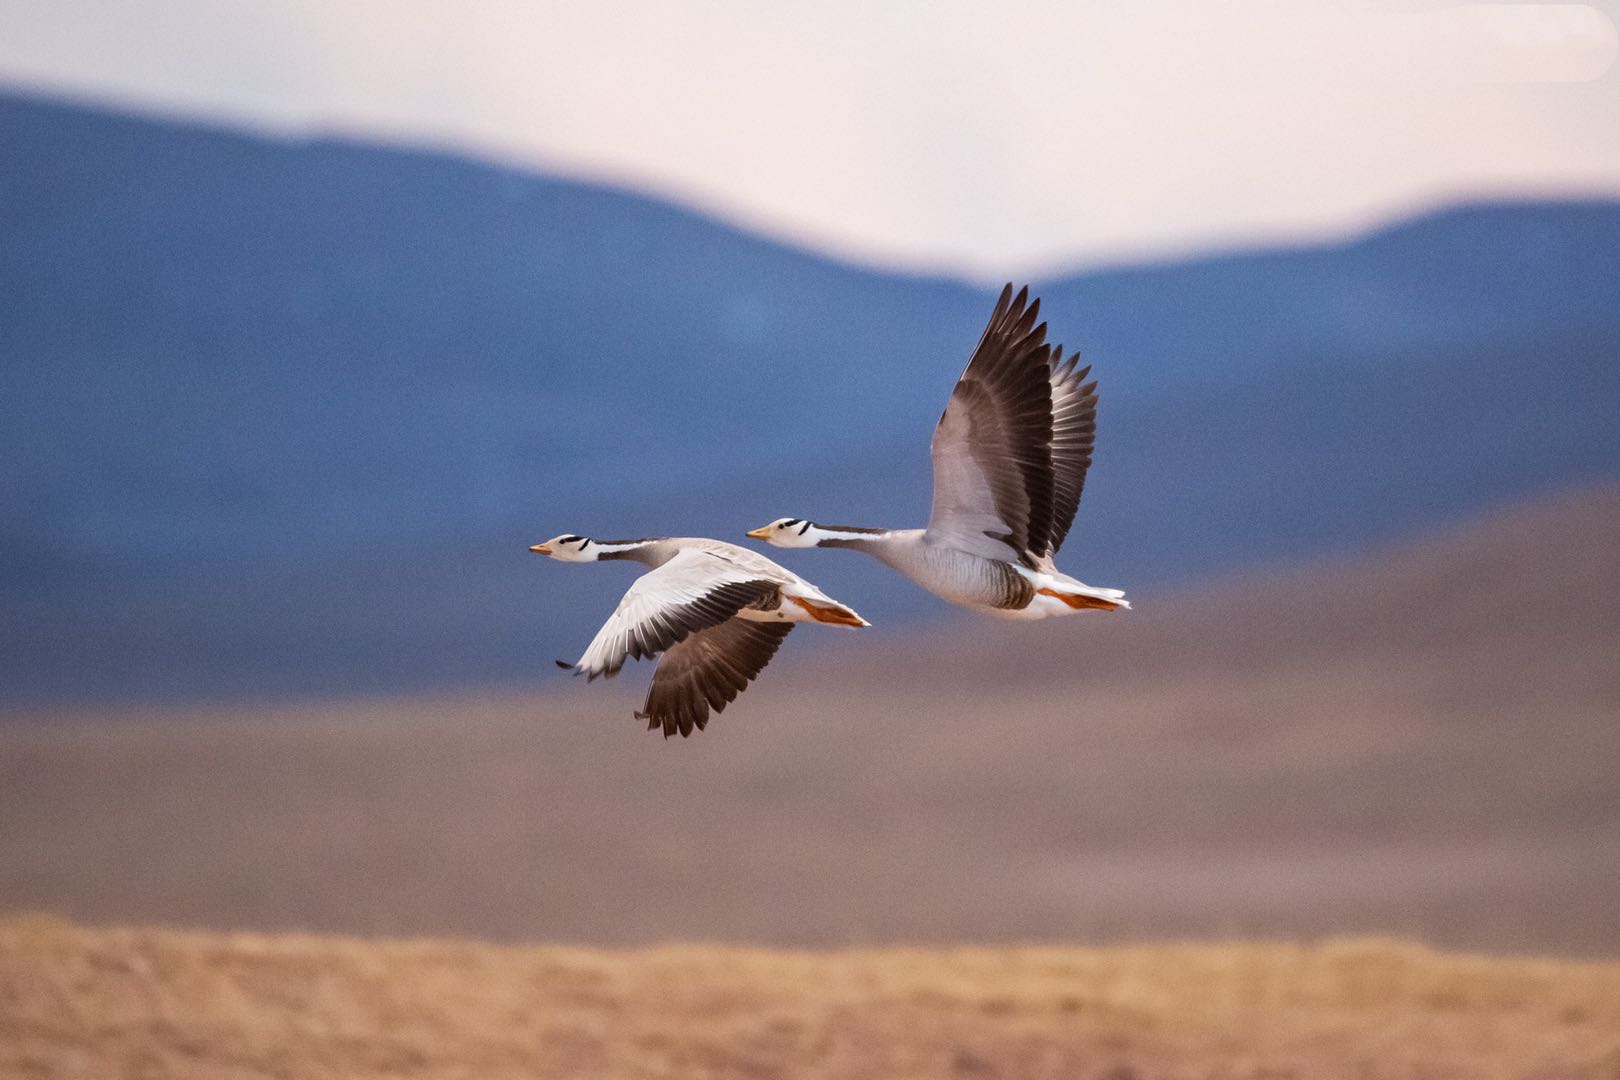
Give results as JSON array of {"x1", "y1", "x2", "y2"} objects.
[
  {"x1": 3, "y1": 918, "x2": 1618, "y2": 1080},
  {"x1": 1, "y1": 484, "x2": 1617, "y2": 952}
]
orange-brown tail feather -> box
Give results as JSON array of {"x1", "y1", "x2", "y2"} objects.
[
  {"x1": 1038, "y1": 587, "x2": 1123, "y2": 611},
  {"x1": 789, "y1": 595, "x2": 868, "y2": 626}
]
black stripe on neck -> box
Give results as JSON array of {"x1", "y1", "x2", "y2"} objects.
[
  {"x1": 817, "y1": 526, "x2": 888, "y2": 550},
  {"x1": 597, "y1": 538, "x2": 659, "y2": 561}
]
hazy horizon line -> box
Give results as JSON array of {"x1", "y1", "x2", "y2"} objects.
[{"x1": 9, "y1": 80, "x2": 1619, "y2": 287}]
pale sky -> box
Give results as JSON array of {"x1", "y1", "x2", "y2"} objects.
[{"x1": 2, "y1": 1, "x2": 1618, "y2": 278}]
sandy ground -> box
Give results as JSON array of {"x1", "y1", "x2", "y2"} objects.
[
  {"x1": 3, "y1": 919, "x2": 1620, "y2": 1080},
  {"x1": 3, "y1": 917, "x2": 1618, "y2": 1080}
]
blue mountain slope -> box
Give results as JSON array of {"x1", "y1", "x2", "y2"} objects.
[
  {"x1": 2, "y1": 91, "x2": 1618, "y2": 704},
  {"x1": 1039, "y1": 202, "x2": 1620, "y2": 394},
  {"x1": 0, "y1": 94, "x2": 980, "y2": 572}
]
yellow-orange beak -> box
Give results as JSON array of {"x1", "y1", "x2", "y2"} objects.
[
  {"x1": 529, "y1": 544, "x2": 552, "y2": 555},
  {"x1": 745, "y1": 527, "x2": 772, "y2": 540}
]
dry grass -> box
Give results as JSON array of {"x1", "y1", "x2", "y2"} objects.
[{"x1": 2, "y1": 917, "x2": 1618, "y2": 1080}]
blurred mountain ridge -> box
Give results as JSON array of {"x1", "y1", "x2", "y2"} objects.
[{"x1": 2, "y1": 90, "x2": 1618, "y2": 703}]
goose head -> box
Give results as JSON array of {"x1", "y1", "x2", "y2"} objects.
[
  {"x1": 528, "y1": 534, "x2": 600, "y2": 562},
  {"x1": 746, "y1": 518, "x2": 820, "y2": 548}
]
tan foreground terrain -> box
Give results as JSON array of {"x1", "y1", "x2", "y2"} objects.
[
  {"x1": 1, "y1": 485, "x2": 1618, "y2": 953},
  {"x1": 3, "y1": 917, "x2": 1618, "y2": 1080}
]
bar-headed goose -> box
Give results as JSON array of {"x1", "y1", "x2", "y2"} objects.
[
  {"x1": 529, "y1": 535, "x2": 867, "y2": 737},
  {"x1": 747, "y1": 284, "x2": 1128, "y2": 620}
]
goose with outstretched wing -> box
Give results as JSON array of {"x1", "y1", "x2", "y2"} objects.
[
  {"x1": 529, "y1": 535, "x2": 866, "y2": 737},
  {"x1": 747, "y1": 284, "x2": 1128, "y2": 619}
]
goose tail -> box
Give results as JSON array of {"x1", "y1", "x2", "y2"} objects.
[
  {"x1": 783, "y1": 586, "x2": 870, "y2": 627},
  {"x1": 1035, "y1": 581, "x2": 1131, "y2": 611}
]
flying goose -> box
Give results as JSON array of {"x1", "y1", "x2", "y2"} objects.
[
  {"x1": 747, "y1": 284, "x2": 1128, "y2": 619},
  {"x1": 529, "y1": 535, "x2": 867, "y2": 737}
]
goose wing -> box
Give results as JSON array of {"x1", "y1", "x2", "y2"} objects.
[
  {"x1": 569, "y1": 548, "x2": 782, "y2": 680},
  {"x1": 927, "y1": 284, "x2": 1059, "y2": 564},
  {"x1": 638, "y1": 620, "x2": 794, "y2": 738},
  {"x1": 1044, "y1": 349, "x2": 1098, "y2": 560}
]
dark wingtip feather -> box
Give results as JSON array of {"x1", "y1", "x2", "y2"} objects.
[
  {"x1": 637, "y1": 710, "x2": 678, "y2": 738},
  {"x1": 554, "y1": 659, "x2": 572, "y2": 670},
  {"x1": 1051, "y1": 351, "x2": 1083, "y2": 380}
]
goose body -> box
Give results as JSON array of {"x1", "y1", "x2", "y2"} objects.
[
  {"x1": 748, "y1": 284, "x2": 1128, "y2": 619},
  {"x1": 529, "y1": 535, "x2": 866, "y2": 737}
]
